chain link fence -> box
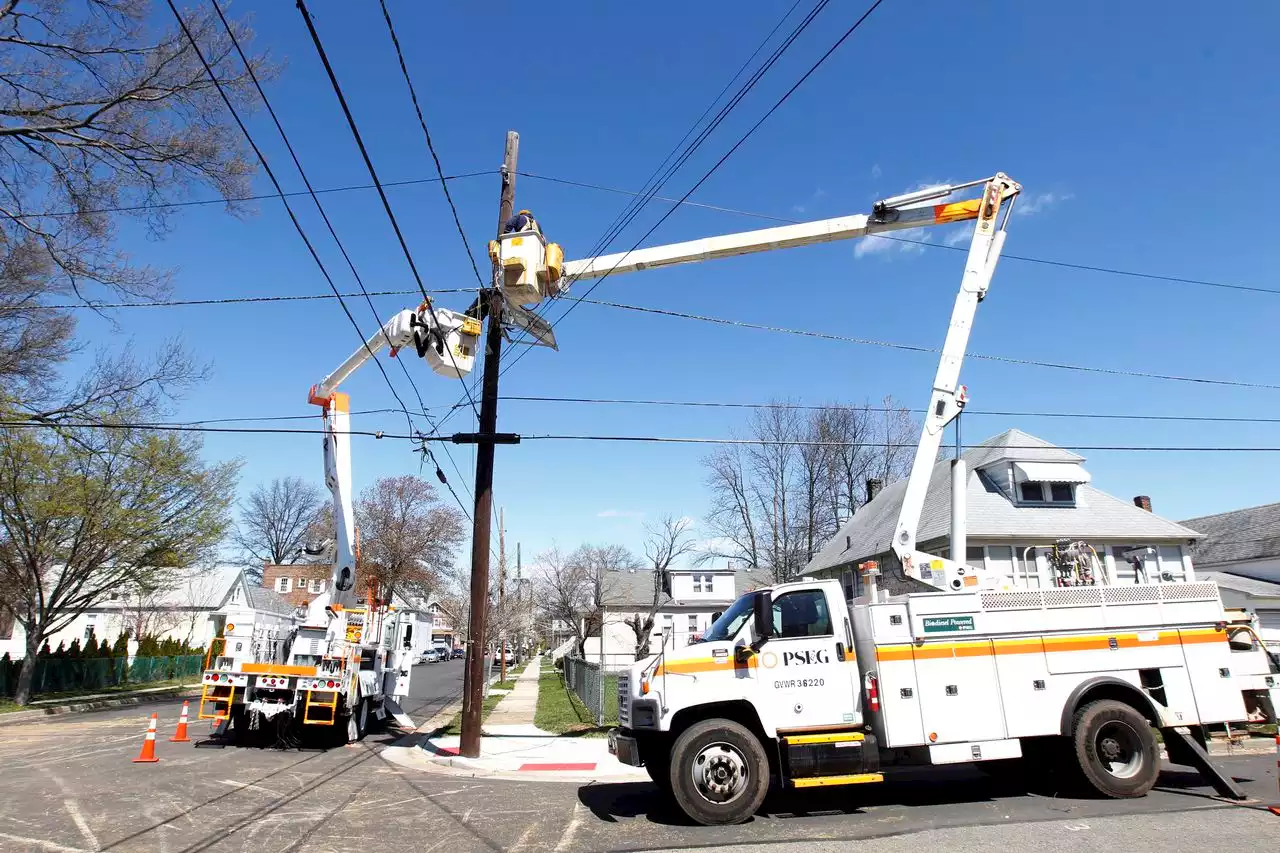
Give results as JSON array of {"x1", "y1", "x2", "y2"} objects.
[
  {"x1": 563, "y1": 657, "x2": 619, "y2": 727},
  {"x1": 0, "y1": 655, "x2": 205, "y2": 699}
]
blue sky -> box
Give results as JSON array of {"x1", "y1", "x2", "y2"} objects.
[{"x1": 70, "y1": 0, "x2": 1280, "y2": 566}]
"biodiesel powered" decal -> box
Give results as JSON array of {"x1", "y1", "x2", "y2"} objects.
[{"x1": 922, "y1": 615, "x2": 975, "y2": 633}]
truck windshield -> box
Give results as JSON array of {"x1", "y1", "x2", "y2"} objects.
[{"x1": 700, "y1": 593, "x2": 754, "y2": 643}]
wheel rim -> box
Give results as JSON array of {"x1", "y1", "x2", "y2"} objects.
[
  {"x1": 690, "y1": 741, "x2": 750, "y2": 804},
  {"x1": 1094, "y1": 720, "x2": 1144, "y2": 779}
]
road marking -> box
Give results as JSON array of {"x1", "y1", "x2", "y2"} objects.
[
  {"x1": 510, "y1": 821, "x2": 539, "y2": 853},
  {"x1": 63, "y1": 800, "x2": 100, "y2": 852},
  {"x1": 1065, "y1": 822, "x2": 1091, "y2": 832},
  {"x1": 0, "y1": 830, "x2": 86, "y2": 852},
  {"x1": 553, "y1": 801, "x2": 586, "y2": 853},
  {"x1": 462, "y1": 807, "x2": 474, "y2": 824},
  {"x1": 218, "y1": 779, "x2": 283, "y2": 796}
]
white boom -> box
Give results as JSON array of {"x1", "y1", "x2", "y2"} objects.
[{"x1": 556, "y1": 174, "x2": 1022, "y2": 592}]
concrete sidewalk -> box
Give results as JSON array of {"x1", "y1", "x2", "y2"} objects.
[
  {"x1": 386, "y1": 722, "x2": 646, "y2": 783},
  {"x1": 484, "y1": 656, "x2": 540, "y2": 725}
]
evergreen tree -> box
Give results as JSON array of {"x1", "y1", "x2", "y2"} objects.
[
  {"x1": 38, "y1": 641, "x2": 52, "y2": 658},
  {"x1": 97, "y1": 639, "x2": 111, "y2": 658},
  {"x1": 68, "y1": 639, "x2": 82, "y2": 659},
  {"x1": 111, "y1": 632, "x2": 130, "y2": 657},
  {"x1": 53, "y1": 641, "x2": 67, "y2": 659}
]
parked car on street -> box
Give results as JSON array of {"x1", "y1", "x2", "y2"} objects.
[
  {"x1": 451, "y1": 647, "x2": 465, "y2": 659},
  {"x1": 418, "y1": 648, "x2": 442, "y2": 664}
]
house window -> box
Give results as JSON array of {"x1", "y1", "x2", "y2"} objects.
[
  {"x1": 1050, "y1": 483, "x2": 1074, "y2": 502},
  {"x1": 688, "y1": 614, "x2": 699, "y2": 633},
  {"x1": 692, "y1": 575, "x2": 702, "y2": 593},
  {"x1": 702, "y1": 575, "x2": 714, "y2": 593},
  {"x1": 83, "y1": 613, "x2": 97, "y2": 641},
  {"x1": 1156, "y1": 546, "x2": 1186, "y2": 583},
  {"x1": 1019, "y1": 481, "x2": 1045, "y2": 502},
  {"x1": 663, "y1": 614, "x2": 673, "y2": 634},
  {"x1": 276, "y1": 577, "x2": 291, "y2": 593},
  {"x1": 310, "y1": 579, "x2": 325, "y2": 593},
  {"x1": 297, "y1": 576, "x2": 307, "y2": 588}
]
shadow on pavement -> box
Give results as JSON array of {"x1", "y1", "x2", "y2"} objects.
[{"x1": 575, "y1": 763, "x2": 1250, "y2": 826}]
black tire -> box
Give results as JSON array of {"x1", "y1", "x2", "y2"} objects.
[
  {"x1": 668, "y1": 719, "x2": 769, "y2": 826},
  {"x1": 1070, "y1": 699, "x2": 1160, "y2": 798},
  {"x1": 645, "y1": 756, "x2": 670, "y2": 789}
]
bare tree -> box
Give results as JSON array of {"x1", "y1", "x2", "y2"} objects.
[
  {"x1": 0, "y1": 423, "x2": 239, "y2": 704},
  {"x1": 625, "y1": 515, "x2": 694, "y2": 660},
  {"x1": 535, "y1": 543, "x2": 638, "y2": 657},
  {"x1": 701, "y1": 398, "x2": 918, "y2": 582},
  {"x1": 0, "y1": 0, "x2": 269, "y2": 416},
  {"x1": 234, "y1": 477, "x2": 325, "y2": 573},
  {"x1": 356, "y1": 475, "x2": 466, "y2": 603}
]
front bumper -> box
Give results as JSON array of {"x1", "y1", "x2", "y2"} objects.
[{"x1": 608, "y1": 729, "x2": 641, "y2": 766}]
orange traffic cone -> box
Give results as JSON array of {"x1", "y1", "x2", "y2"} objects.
[
  {"x1": 133, "y1": 713, "x2": 160, "y2": 763},
  {"x1": 1270, "y1": 734, "x2": 1280, "y2": 816},
  {"x1": 169, "y1": 701, "x2": 191, "y2": 743}
]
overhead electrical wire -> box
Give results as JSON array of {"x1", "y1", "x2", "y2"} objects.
[
  {"x1": 377, "y1": 0, "x2": 487, "y2": 291},
  {"x1": 165, "y1": 0, "x2": 418, "y2": 437},
  {"x1": 211, "y1": 0, "x2": 472, "y2": 510},
  {"x1": 296, "y1": 0, "x2": 480, "y2": 421},
  {"x1": 5, "y1": 419, "x2": 1280, "y2": 454},
  {"x1": 569, "y1": 296, "x2": 1280, "y2": 390},
  {"x1": 22, "y1": 170, "x2": 493, "y2": 219}
]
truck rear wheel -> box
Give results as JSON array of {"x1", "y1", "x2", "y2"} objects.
[
  {"x1": 669, "y1": 719, "x2": 768, "y2": 826},
  {"x1": 1071, "y1": 700, "x2": 1160, "y2": 797}
]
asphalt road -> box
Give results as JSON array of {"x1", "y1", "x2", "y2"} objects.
[{"x1": 0, "y1": 669, "x2": 1275, "y2": 853}]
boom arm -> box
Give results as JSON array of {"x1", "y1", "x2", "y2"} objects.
[
  {"x1": 557, "y1": 173, "x2": 1021, "y2": 592},
  {"x1": 305, "y1": 302, "x2": 480, "y2": 632}
]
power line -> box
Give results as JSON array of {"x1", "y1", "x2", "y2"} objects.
[
  {"x1": 498, "y1": 396, "x2": 1280, "y2": 425},
  {"x1": 25, "y1": 288, "x2": 465, "y2": 311},
  {"x1": 8, "y1": 419, "x2": 1280, "y2": 454},
  {"x1": 20, "y1": 171, "x2": 494, "y2": 219},
  {"x1": 165, "y1": 1, "x2": 418, "y2": 439},
  {"x1": 297, "y1": 0, "x2": 480, "y2": 422},
  {"x1": 573, "y1": 296, "x2": 1280, "y2": 391},
  {"x1": 211, "y1": 0, "x2": 421, "y2": 438},
  {"x1": 510, "y1": 0, "x2": 886, "y2": 383},
  {"x1": 378, "y1": 0, "x2": 487, "y2": 291}
]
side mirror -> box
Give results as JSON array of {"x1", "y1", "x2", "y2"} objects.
[{"x1": 752, "y1": 591, "x2": 773, "y2": 645}]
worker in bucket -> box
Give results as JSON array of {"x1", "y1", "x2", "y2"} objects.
[{"x1": 503, "y1": 208, "x2": 541, "y2": 236}]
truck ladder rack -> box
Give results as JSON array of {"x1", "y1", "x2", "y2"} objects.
[
  {"x1": 303, "y1": 690, "x2": 339, "y2": 726},
  {"x1": 198, "y1": 683, "x2": 235, "y2": 721}
]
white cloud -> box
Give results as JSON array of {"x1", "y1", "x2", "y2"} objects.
[
  {"x1": 792, "y1": 204, "x2": 807, "y2": 215},
  {"x1": 870, "y1": 164, "x2": 882, "y2": 179},
  {"x1": 597, "y1": 509, "x2": 644, "y2": 519},
  {"x1": 1015, "y1": 191, "x2": 1073, "y2": 217},
  {"x1": 677, "y1": 515, "x2": 698, "y2": 530},
  {"x1": 942, "y1": 226, "x2": 971, "y2": 247},
  {"x1": 854, "y1": 227, "x2": 930, "y2": 259}
]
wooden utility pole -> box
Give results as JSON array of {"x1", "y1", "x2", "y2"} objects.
[
  {"x1": 460, "y1": 130, "x2": 518, "y2": 759},
  {"x1": 498, "y1": 506, "x2": 507, "y2": 683}
]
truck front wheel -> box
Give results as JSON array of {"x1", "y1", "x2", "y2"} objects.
[
  {"x1": 669, "y1": 719, "x2": 768, "y2": 826},
  {"x1": 1071, "y1": 700, "x2": 1160, "y2": 797}
]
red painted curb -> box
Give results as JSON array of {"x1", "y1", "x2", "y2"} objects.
[
  {"x1": 433, "y1": 746, "x2": 460, "y2": 756},
  {"x1": 517, "y1": 762, "x2": 597, "y2": 772}
]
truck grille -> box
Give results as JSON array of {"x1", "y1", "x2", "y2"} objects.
[{"x1": 617, "y1": 673, "x2": 630, "y2": 725}]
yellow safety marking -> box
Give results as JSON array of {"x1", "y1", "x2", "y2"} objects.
[
  {"x1": 784, "y1": 732, "x2": 865, "y2": 745},
  {"x1": 791, "y1": 773, "x2": 884, "y2": 788},
  {"x1": 876, "y1": 626, "x2": 1226, "y2": 663}
]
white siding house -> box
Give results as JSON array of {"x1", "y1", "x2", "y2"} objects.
[
  {"x1": 583, "y1": 567, "x2": 771, "y2": 669},
  {"x1": 803, "y1": 429, "x2": 1201, "y2": 594},
  {"x1": 0, "y1": 567, "x2": 296, "y2": 660}
]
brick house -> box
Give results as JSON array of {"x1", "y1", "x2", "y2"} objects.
[{"x1": 262, "y1": 563, "x2": 338, "y2": 609}]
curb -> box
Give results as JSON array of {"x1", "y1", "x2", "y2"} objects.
[
  {"x1": 0, "y1": 686, "x2": 200, "y2": 727},
  {"x1": 381, "y1": 741, "x2": 646, "y2": 785}
]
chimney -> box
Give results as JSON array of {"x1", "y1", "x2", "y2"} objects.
[
  {"x1": 866, "y1": 478, "x2": 884, "y2": 503},
  {"x1": 1133, "y1": 495, "x2": 1152, "y2": 512}
]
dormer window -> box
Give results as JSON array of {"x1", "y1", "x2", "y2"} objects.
[{"x1": 1012, "y1": 461, "x2": 1088, "y2": 506}]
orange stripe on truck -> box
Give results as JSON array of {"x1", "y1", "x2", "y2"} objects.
[
  {"x1": 932, "y1": 198, "x2": 982, "y2": 224},
  {"x1": 876, "y1": 627, "x2": 1224, "y2": 663}
]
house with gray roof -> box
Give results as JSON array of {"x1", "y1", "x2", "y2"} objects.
[
  {"x1": 585, "y1": 566, "x2": 772, "y2": 669},
  {"x1": 802, "y1": 429, "x2": 1201, "y2": 596},
  {"x1": 1194, "y1": 571, "x2": 1280, "y2": 649},
  {"x1": 1180, "y1": 502, "x2": 1280, "y2": 584}
]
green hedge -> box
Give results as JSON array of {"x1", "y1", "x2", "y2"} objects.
[{"x1": 0, "y1": 654, "x2": 204, "y2": 698}]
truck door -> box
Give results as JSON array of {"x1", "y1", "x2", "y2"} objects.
[{"x1": 760, "y1": 588, "x2": 857, "y2": 730}]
